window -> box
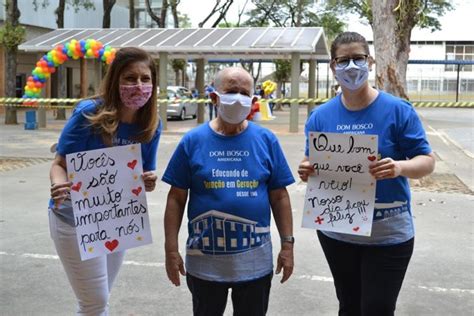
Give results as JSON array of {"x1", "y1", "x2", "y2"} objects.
[
  {"x1": 231, "y1": 239, "x2": 237, "y2": 248},
  {"x1": 443, "y1": 80, "x2": 457, "y2": 92},
  {"x1": 217, "y1": 237, "x2": 224, "y2": 247},
  {"x1": 230, "y1": 222, "x2": 236, "y2": 231},
  {"x1": 445, "y1": 44, "x2": 474, "y2": 72},
  {"x1": 421, "y1": 80, "x2": 440, "y2": 92},
  {"x1": 216, "y1": 219, "x2": 222, "y2": 230},
  {"x1": 203, "y1": 237, "x2": 210, "y2": 247}
]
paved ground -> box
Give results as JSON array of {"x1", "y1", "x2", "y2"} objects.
[{"x1": 0, "y1": 106, "x2": 473, "y2": 315}]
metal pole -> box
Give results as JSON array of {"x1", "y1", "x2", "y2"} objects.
[
  {"x1": 195, "y1": 58, "x2": 205, "y2": 124},
  {"x1": 326, "y1": 62, "x2": 329, "y2": 99},
  {"x1": 159, "y1": 52, "x2": 168, "y2": 130},
  {"x1": 455, "y1": 63, "x2": 461, "y2": 102},
  {"x1": 308, "y1": 59, "x2": 316, "y2": 116},
  {"x1": 290, "y1": 52, "x2": 300, "y2": 133},
  {"x1": 316, "y1": 61, "x2": 319, "y2": 98}
]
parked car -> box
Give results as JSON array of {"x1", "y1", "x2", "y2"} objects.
[{"x1": 166, "y1": 86, "x2": 197, "y2": 120}]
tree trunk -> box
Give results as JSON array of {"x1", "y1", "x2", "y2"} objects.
[
  {"x1": 55, "y1": 0, "x2": 65, "y2": 28},
  {"x1": 103, "y1": 0, "x2": 116, "y2": 28},
  {"x1": 55, "y1": 0, "x2": 67, "y2": 120},
  {"x1": 128, "y1": 0, "x2": 135, "y2": 29},
  {"x1": 5, "y1": 50, "x2": 18, "y2": 124},
  {"x1": 175, "y1": 70, "x2": 180, "y2": 86},
  {"x1": 273, "y1": 81, "x2": 283, "y2": 111},
  {"x1": 55, "y1": 66, "x2": 67, "y2": 120},
  {"x1": 129, "y1": 0, "x2": 135, "y2": 28},
  {"x1": 170, "y1": 0, "x2": 179, "y2": 28},
  {"x1": 372, "y1": 0, "x2": 416, "y2": 99},
  {"x1": 4, "y1": 0, "x2": 21, "y2": 124}
]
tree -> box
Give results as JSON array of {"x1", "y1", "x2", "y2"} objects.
[
  {"x1": 129, "y1": 0, "x2": 135, "y2": 28},
  {"x1": 325, "y1": 0, "x2": 452, "y2": 98},
  {"x1": 33, "y1": 0, "x2": 94, "y2": 119},
  {"x1": 103, "y1": 0, "x2": 116, "y2": 28},
  {"x1": 198, "y1": 0, "x2": 235, "y2": 27},
  {"x1": 244, "y1": 0, "x2": 344, "y2": 110},
  {"x1": 169, "y1": 1, "x2": 188, "y2": 86},
  {"x1": 0, "y1": 0, "x2": 24, "y2": 124},
  {"x1": 145, "y1": 0, "x2": 168, "y2": 28}
]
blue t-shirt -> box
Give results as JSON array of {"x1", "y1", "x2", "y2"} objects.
[
  {"x1": 162, "y1": 122, "x2": 294, "y2": 282},
  {"x1": 49, "y1": 99, "x2": 162, "y2": 224},
  {"x1": 305, "y1": 91, "x2": 432, "y2": 245}
]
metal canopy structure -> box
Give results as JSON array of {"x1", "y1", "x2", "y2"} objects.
[
  {"x1": 19, "y1": 27, "x2": 328, "y2": 60},
  {"x1": 19, "y1": 27, "x2": 329, "y2": 132}
]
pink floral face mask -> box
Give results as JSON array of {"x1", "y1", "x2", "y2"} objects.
[{"x1": 119, "y1": 84, "x2": 153, "y2": 110}]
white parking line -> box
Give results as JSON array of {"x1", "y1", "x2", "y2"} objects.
[{"x1": 2, "y1": 251, "x2": 473, "y2": 295}]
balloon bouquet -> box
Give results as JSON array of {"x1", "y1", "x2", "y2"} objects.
[
  {"x1": 248, "y1": 80, "x2": 277, "y2": 121},
  {"x1": 23, "y1": 39, "x2": 116, "y2": 101}
]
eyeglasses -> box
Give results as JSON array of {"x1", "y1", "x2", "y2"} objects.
[{"x1": 333, "y1": 55, "x2": 368, "y2": 69}]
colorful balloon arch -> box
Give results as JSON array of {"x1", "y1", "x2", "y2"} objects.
[{"x1": 23, "y1": 39, "x2": 116, "y2": 99}]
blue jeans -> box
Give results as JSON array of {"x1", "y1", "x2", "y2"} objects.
[
  {"x1": 318, "y1": 231, "x2": 414, "y2": 316},
  {"x1": 186, "y1": 272, "x2": 272, "y2": 316},
  {"x1": 208, "y1": 103, "x2": 215, "y2": 120}
]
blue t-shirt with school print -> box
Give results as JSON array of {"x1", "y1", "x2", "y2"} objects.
[
  {"x1": 49, "y1": 99, "x2": 161, "y2": 223},
  {"x1": 162, "y1": 122, "x2": 294, "y2": 282},
  {"x1": 305, "y1": 91, "x2": 432, "y2": 245}
]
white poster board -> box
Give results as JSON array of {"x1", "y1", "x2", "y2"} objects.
[
  {"x1": 302, "y1": 132, "x2": 378, "y2": 236},
  {"x1": 66, "y1": 144, "x2": 152, "y2": 260}
]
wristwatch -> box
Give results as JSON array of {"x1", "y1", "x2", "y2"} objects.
[{"x1": 281, "y1": 236, "x2": 295, "y2": 244}]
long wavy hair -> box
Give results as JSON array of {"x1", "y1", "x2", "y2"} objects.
[{"x1": 86, "y1": 47, "x2": 159, "y2": 146}]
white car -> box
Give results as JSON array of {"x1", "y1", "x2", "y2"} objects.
[{"x1": 166, "y1": 86, "x2": 197, "y2": 120}]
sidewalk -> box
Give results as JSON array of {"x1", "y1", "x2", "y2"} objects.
[{"x1": 1, "y1": 107, "x2": 473, "y2": 315}]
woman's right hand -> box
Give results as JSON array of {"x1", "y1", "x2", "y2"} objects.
[
  {"x1": 298, "y1": 159, "x2": 315, "y2": 182},
  {"x1": 50, "y1": 182, "x2": 73, "y2": 209}
]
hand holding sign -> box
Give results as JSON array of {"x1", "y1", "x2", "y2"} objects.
[
  {"x1": 302, "y1": 132, "x2": 378, "y2": 236},
  {"x1": 66, "y1": 144, "x2": 153, "y2": 260}
]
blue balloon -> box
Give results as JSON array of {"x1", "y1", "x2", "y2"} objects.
[{"x1": 33, "y1": 75, "x2": 40, "y2": 81}]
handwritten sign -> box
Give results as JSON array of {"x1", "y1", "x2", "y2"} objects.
[
  {"x1": 66, "y1": 144, "x2": 152, "y2": 260},
  {"x1": 302, "y1": 132, "x2": 378, "y2": 236}
]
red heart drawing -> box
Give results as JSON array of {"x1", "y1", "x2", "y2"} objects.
[
  {"x1": 127, "y1": 159, "x2": 138, "y2": 170},
  {"x1": 367, "y1": 156, "x2": 376, "y2": 161},
  {"x1": 105, "y1": 239, "x2": 119, "y2": 252},
  {"x1": 71, "y1": 182, "x2": 82, "y2": 192},
  {"x1": 132, "y1": 186, "x2": 142, "y2": 196},
  {"x1": 353, "y1": 227, "x2": 360, "y2": 232}
]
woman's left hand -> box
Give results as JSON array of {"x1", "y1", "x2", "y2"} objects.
[
  {"x1": 142, "y1": 171, "x2": 157, "y2": 192},
  {"x1": 369, "y1": 157, "x2": 402, "y2": 180}
]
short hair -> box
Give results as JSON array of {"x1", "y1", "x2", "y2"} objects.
[
  {"x1": 88, "y1": 47, "x2": 158, "y2": 145},
  {"x1": 330, "y1": 32, "x2": 370, "y2": 60}
]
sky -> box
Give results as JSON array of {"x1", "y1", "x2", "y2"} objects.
[{"x1": 179, "y1": 0, "x2": 255, "y2": 27}]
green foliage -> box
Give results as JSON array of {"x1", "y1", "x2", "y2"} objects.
[
  {"x1": 324, "y1": 0, "x2": 452, "y2": 32},
  {"x1": 243, "y1": 0, "x2": 345, "y2": 40},
  {"x1": 273, "y1": 60, "x2": 291, "y2": 82},
  {"x1": 0, "y1": 22, "x2": 26, "y2": 51},
  {"x1": 32, "y1": 0, "x2": 95, "y2": 12},
  {"x1": 178, "y1": 13, "x2": 192, "y2": 28},
  {"x1": 171, "y1": 59, "x2": 187, "y2": 72}
]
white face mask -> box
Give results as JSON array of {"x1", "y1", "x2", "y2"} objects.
[
  {"x1": 215, "y1": 92, "x2": 252, "y2": 124},
  {"x1": 335, "y1": 59, "x2": 369, "y2": 91}
]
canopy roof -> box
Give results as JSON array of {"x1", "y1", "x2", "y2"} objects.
[{"x1": 19, "y1": 27, "x2": 329, "y2": 60}]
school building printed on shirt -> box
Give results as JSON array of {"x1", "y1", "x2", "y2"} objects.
[{"x1": 187, "y1": 210, "x2": 270, "y2": 255}]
